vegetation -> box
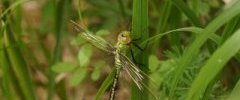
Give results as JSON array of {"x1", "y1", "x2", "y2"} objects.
[{"x1": 0, "y1": 0, "x2": 240, "y2": 100}]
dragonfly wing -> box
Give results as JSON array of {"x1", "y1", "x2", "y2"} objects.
[
  {"x1": 119, "y1": 53, "x2": 160, "y2": 100},
  {"x1": 71, "y1": 21, "x2": 115, "y2": 53},
  {"x1": 119, "y1": 53, "x2": 144, "y2": 90},
  {"x1": 80, "y1": 32, "x2": 115, "y2": 53}
]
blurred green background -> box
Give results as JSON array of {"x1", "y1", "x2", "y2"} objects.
[{"x1": 1, "y1": 0, "x2": 240, "y2": 100}]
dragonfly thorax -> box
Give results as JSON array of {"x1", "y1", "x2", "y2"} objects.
[{"x1": 116, "y1": 31, "x2": 131, "y2": 54}]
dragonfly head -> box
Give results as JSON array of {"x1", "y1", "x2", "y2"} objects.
[{"x1": 118, "y1": 31, "x2": 132, "y2": 45}]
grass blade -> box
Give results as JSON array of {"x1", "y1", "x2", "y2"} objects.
[
  {"x1": 168, "y1": 5, "x2": 181, "y2": 48},
  {"x1": 0, "y1": 21, "x2": 14, "y2": 100},
  {"x1": 95, "y1": 69, "x2": 116, "y2": 100},
  {"x1": 4, "y1": 21, "x2": 36, "y2": 100},
  {"x1": 141, "y1": 27, "x2": 220, "y2": 46},
  {"x1": 186, "y1": 28, "x2": 240, "y2": 100},
  {"x1": 227, "y1": 79, "x2": 240, "y2": 100},
  {"x1": 171, "y1": 0, "x2": 202, "y2": 27},
  {"x1": 170, "y1": 1, "x2": 240, "y2": 99},
  {"x1": 132, "y1": 0, "x2": 149, "y2": 99},
  {"x1": 0, "y1": 0, "x2": 27, "y2": 19},
  {"x1": 152, "y1": 0, "x2": 172, "y2": 51},
  {"x1": 47, "y1": 0, "x2": 67, "y2": 99},
  {"x1": 220, "y1": 15, "x2": 240, "y2": 44}
]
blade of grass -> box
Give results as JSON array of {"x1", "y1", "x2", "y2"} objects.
[
  {"x1": 141, "y1": 27, "x2": 221, "y2": 46},
  {"x1": 94, "y1": 69, "x2": 116, "y2": 100},
  {"x1": 2, "y1": 1, "x2": 36, "y2": 99},
  {"x1": 227, "y1": 78, "x2": 240, "y2": 100},
  {"x1": 170, "y1": 0, "x2": 202, "y2": 27},
  {"x1": 0, "y1": 0, "x2": 27, "y2": 19},
  {"x1": 47, "y1": 0, "x2": 67, "y2": 99},
  {"x1": 0, "y1": 21, "x2": 14, "y2": 100},
  {"x1": 0, "y1": 48, "x2": 14, "y2": 100},
  {"x1": 4, "y1": 20, "x2": 36, "y2": 100},
  {"x1": 13, "y1": 0, "x2": 23, "y2": 38},
  {"x1": 220, "y1": 15, "x2": 240, "y2": 44},
  {"x1": 152, "y1": 0, "x2": 172, "y2": 52},
  {"x1": 186, "y1": 28, "x2": 240, "y2": 100},
  {"x1": 1, "y1": 23, "x2": 25, "y2": 99},
  {"x1": 201, "y1": 15, "x2": 240, "y2": 100},
  {"x1": 117, "y1": 0, "x2": 127, "y2": 19},
  {"x1": 88, "y1": 0, "x2": 119, "y2": 13},
  {"x1": 168, "y1": 5, "x2": 182, "y2": 48},
  {"x1": 171, "y1": 0, "x2": 216, "y2": 55},
  {"x1": 40, "y1": 0, "x2": 56, "y2": 62},
  {"x1": 170, "y1": 1, "x2": 240, "y2": 99},
  {"x1": 132, "y1": 0, "x2": 149, "y2": 99}
]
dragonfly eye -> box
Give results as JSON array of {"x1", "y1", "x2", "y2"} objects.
[
  {"x1": 118, "y1": 31, "x2": 132, "y2": 44},
  {"x1": 121, "y1": 33, "x2": 125, "y2": 37}
]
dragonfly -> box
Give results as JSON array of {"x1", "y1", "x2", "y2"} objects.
[{"x1": 71, "y1": 21, "x2": 154, "y2": 100}]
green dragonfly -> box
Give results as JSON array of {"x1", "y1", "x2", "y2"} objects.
[{"x1": 71, "y1": 21, "x2": 153, "y2": 100}]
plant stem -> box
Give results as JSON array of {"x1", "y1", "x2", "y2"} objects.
[
  {"x1": 131, "y1": 0, "x2": 149, "y2": 100},
  {"x1": 47, "y1": 0, "x2": 67, "y2": 99}
]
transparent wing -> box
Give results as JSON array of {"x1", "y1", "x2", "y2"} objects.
[
  {"x1": 71, "y1": 21, "x2": 115, "y2": 53},
  {"x1": 119, "y1": 53, "x2": 160, "y2": 100},
  {"x1": 119, "y1": 53, "x2": 144, "y2": 90}
]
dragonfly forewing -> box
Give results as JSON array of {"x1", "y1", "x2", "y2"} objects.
[
  {"x1": 80, "y1": 32, "x2": 115, "y2": 53},
  {"x1": 119, "y1": 53, "x2": 160, "y2": 100},
  {"x1": 71, "y1": 21, "x2": 116, "y2": 53},
  {"x1": 119, "y1": 53, "x2": 144, "y2": 90},
  {"x1": 70, "y1": 20, "x2": 159, "y2": 99}
]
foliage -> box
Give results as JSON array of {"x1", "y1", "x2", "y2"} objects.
[{"x1": 0, "y1": 0, "x2": 240, "y2": 100}]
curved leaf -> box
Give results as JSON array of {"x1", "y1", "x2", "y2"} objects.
[
  {"x1": 95, "y1": 69, "x2": 116, "y2": 100},
  {"x1": 78, "y1": 44, "x2": 93, "y2": 67},
  {"x1": 69, "y1": 67, "x2": 87, "y2": 86},
  {"x1": 187, "y1": 29, "x2": 240, "y2": 100},
  {"x1": 227, "y1": 79, "x2": 240, "y2": 100},
  {"x1": 51, "y1": 62, "x2": 76, "y2": 73},
  {"x1": 170, "y1": 1, "x2": 240, "y2": 98}
]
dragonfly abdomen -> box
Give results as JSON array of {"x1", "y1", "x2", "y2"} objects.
[{"x1": 109, "y1": 51, "x2": 122, "y2": 100}]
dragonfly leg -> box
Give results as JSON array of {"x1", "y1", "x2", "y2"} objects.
[
  {"x1": 130, "y1": 47, "x2": 146, "y2": 66},
  {"x1": 132, "y1": 41, "x2": 149, "y2": 52},
  {"x1": 131, "y1": 27, "x2": 149, "y2": 42},
  {"x1": 132, "y1": 42, "x2": 144, "y2": 51},
  {"x1": 130, "y1": 47, "x2": 138, "y2": 63},
  {"x1": 132, "y1": 37, "x2": 142, "y2": 41}
]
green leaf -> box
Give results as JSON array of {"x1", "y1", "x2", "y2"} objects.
[
  {"x1": 149, "y1": 55, "x2": 160, "y2": 71},
  {"x1": 96, "y1": 30, "x2": 110, "y2": 36},
  {"x1": 70, "y1": 35, "x2": 86, "y2": 46},
  {"x1": 69, "y1": 67, "x2": 87, "y2": 86},
  {"x1": 51, "y1": 62, "x2": 76, "y2": 73},
  {"x1": 95, "y1": 69, "x2": 116, "y2": 100},
  {"x1": 91, "y1": 61, "x2": 105, "y2": 81},
  {"x1": 187, "y1": 29, "x2": 240, "y2": 100},
  {"x1": 170, "y1": 1, "x2": 240, "y2": 98},
  {"x1": 171, "y1": 0, "x2": 202, "y2": 27},
  {"x1": 131, "y1": 0, "x2": 149, "y2": 99},
  {"x1": 0, "y1": 25, "x2": 14, "y2": 100},
  {"x1": 227, "y1": 79, "x2": 240, "y2": 100},
  {"x1": 78, "y1": 44, "x2": 93, "y2": 66},
  {"x1": 141, "y1": 27, "x2": 221, "y2": 46},
  {"x1": 0, "y1": 0, "x2": 27, "y2": 19},
  {"x1": 4, "y1": 20, "x2": 36, "y2": 100},
  {"x1": 91, "y1": 70, "x2": 101, "y2": 81}
]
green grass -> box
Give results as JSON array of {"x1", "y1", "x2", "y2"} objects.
[
  {"x1": 170, "y1": 1, "x2": 240, "y2": 99},
  {"x1": 187, "y1": 28, "x2": 240, "y2": 100},
  {"x1": 47, "y1": 0, "x2": 68, "y2": 99},
  {"x1": 131, "y1": 0, "x2": 149, "y2": 100},
  {"x1": 227, "y1": 79, "x2": 240, "y2": 100},
  {"x1": 1, "y1": 0, "x2": 240, "y2": 100}
]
